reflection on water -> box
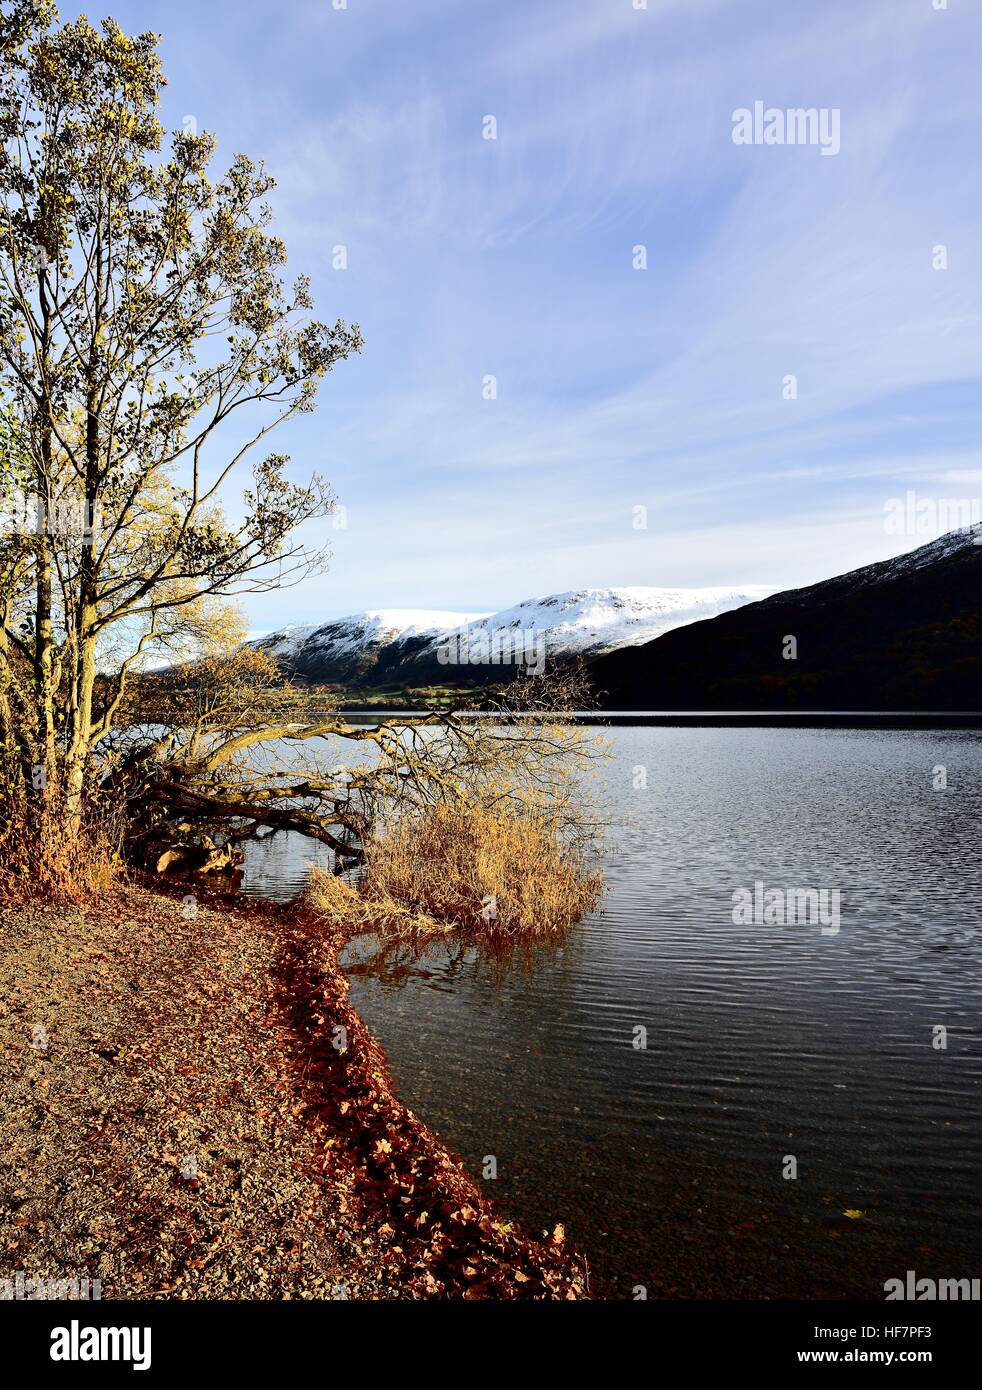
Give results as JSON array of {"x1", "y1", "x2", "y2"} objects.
[{"x1": 242, "y1": 727, "x2": 982, "y2": 1298}]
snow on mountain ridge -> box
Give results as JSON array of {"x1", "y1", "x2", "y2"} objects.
[
  {"x1": 750, "y1": 524, "x2": 982, "y2": 612},
  {"x1": 252, "y1": 609, "x2": 492, "y2": 673},
  {"x1": 867, "y1": 524, "x2": 982, "y2": 580},
  {"x1": 254, "y1": 587, "x2": 775, "y2": 675},
  {"x1": 444, "y1": 586, "x2": 776, "y2": 656}
]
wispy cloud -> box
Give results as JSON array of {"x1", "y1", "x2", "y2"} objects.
[{"x1": 86, "y1": 0, "x2": 982, "y2": 621}]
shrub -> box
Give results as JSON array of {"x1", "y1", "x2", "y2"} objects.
[
  {"x1": 0, "y1": 773, "x2": 123, "y2": 904},
  {"x1": 308, "y1": 800, "x2": 603, "y2": 946}
]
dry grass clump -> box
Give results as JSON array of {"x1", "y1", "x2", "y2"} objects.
[
  {"x1": 308, "y1": 800, "x2": 603, "y2": 946},
  {"x1": 0, "y1": 779, "x2": 123, "y2": 904}
]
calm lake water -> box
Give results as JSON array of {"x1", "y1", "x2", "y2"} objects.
[{"x1": 241, "y1": 727, "x2": 982, "y2": 1298}]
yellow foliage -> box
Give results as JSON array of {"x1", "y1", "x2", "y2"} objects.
[
  {"x1": 0, "y1": 778, "x2": 123, "y2": 905},
  {"x1": 308, "y1": 800, "x2": 603, "y2": 946}
]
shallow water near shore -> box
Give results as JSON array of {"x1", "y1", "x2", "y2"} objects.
[{"x1": 241, "y1": 726, "x2": 982, "y2": 1298}]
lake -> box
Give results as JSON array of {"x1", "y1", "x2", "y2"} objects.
[{"x1": 241, "y1": 726, "x2": 982, "y2": 1298}]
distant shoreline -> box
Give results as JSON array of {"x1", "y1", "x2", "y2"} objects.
[{"x1": 335, "y1": 708, "x2": 982, "y2": 728}]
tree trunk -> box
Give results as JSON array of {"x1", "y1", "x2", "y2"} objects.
[
  {"x1": 34, "y1": 542, "x2": 57, "y2": 784},
  {"x1": 65, "y1": 620, "x2": 98, "y2": 814}
]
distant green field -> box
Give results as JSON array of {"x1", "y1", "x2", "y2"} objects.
[{"x1": 344, "y1": 685, "x2": 476, "y2": 707}]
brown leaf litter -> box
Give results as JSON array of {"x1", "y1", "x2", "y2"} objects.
[{"x1": 0, "y1": 881, "x2": 587, "y2": 1300}]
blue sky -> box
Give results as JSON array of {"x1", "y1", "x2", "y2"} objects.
[{"x1": 69, "y1": 0, "x2": 982, "y2": 628}]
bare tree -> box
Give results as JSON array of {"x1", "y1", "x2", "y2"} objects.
[{"x1": 114, "y1": 656, "x2": 601, "y2": 876}]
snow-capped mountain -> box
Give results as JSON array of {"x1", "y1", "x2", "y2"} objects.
[
  {"x1": 432, "y1": 587, "x2": 776, "y2": 662},
  {"x1": 251, "y1": 609, "x2": 490, "y2": 683},
  {"x1": 590, "y1": 526, "x2": 982, "y2": 711},
  {"x1": 252, "y1": 586, "x2": 773, "y2": 685}
]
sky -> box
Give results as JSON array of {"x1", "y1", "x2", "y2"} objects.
[{"x1": 63, "y1": 0, "x2": 982, "y2": 630}]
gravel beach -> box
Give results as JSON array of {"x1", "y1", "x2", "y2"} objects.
[{"x1": 0, "y1": 882, "x2": 586, "y2": 1300}]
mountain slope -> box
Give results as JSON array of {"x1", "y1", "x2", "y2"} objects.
[
  {"x1": 588, "y1": 528, "x2": 982, "y2": 711},
  {"x1": 253, "y1": 587, "x2": 773, "y2": 687},
  {"x1": 428, "y1": 587, "x2": 774, "y2": 663},
  {"x1": 251, "y1": 610, "x2": 489, "y2": 684}
]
